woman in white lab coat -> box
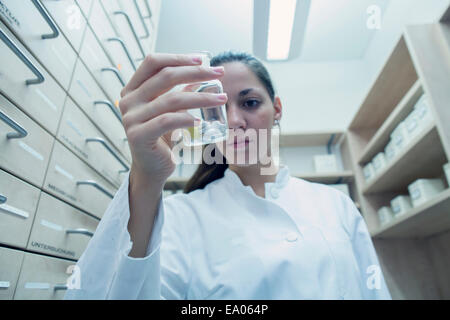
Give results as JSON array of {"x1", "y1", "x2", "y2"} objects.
[{"x1": 64, "y1": 52, "x2": 392, "y2": 300}]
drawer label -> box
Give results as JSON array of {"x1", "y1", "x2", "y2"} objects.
[
  {"x1": 0, "y1": 1, "x2": 20, "y2": 29},
  {"x1": 34, "y1": 88, "x2": 58, "y2": 112},
  {"x1": 24, "y1": 282, "x2": 50, "y2": 290},
  {"x1": 0, "y1": 203, "x2": 29, "y2": 219},
  {"x1": 76, "y1": 79, "x2": 92, "y2": 98},
  {"x1": 65, "y1": 120, "x2": 84, "y2": 138},
  {"x1": 40, "y1": 219, "x2": 63, "y2": 231},
  {"x1": 47, "y1": 183, "x2": 77, "y2": 202},
  {"x1": 30, "y1": 241, "x2": 76, "y2": 258},
  {"x1": 54, "y1": 165, "x2": 74, "y2": 181},
  {"x1": 18, "y1": 141, "x2": 44, "y2": 161},
  {"x1": 61, "y1": 135, "x2": 89, "y2": 160}
]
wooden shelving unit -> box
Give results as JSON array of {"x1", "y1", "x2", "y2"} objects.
[
  {"x1": 358, "y1": 81, "x2": 423, "y2": 165},
  {"x1": 372, "y1": 188, "x2": 450, "y2": 238},
  {"x1": 362, "y1": 123, "x2": 447, "y2": 194},
  {"x1": 294, "y1": 171, "x2": 354, "y2": 184},
  {"x1": 346, "y1": 20, "x2": 450, "y2": 299},
  {"x1": 280, "y1": 131, "x2": 344, "y2": 147}
]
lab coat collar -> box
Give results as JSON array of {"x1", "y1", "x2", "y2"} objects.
[{"x1": 222, "y1": 164, "x2": 290, "y2": 193}]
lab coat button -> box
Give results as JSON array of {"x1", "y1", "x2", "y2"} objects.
[
  {"x1": 270, "y1": 186, "x2": 280, "y2": 199},
  {"x1": 285, "y1": 232, "x2": 298, "y2": 242}
]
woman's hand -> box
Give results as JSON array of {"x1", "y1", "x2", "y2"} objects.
[{"x1": 118, "y1": 53, "x2": 227, "y2": 187}]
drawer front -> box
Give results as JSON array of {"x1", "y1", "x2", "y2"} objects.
[
  {"x1": 89, "y1": 0, "x2": 135, "y2": 82},
  {"x1": 0, "y1": 247, "x2": 25, "y2": 300},
  {"x1": 0, "y1": 94, "x2": 54, "y2": 187},
  {"x1": 57, "y1": 97, "x2": 129, "y2": 188},
  {"x1": 103, "y1": 0, "x2": 147, "y2": 65},
  {"x1": 43, "y1": 140, "x2": 117, "y2": 219},
  {"x1": 0, "y1": 0, "x2": 78, "y2": 90},
  {"x1": 14, "y1": 252, "x2": 75, "y2": 300},
  {"x1": 79, "y1": 26, "x2": 124, "y2": 105},
  {"x1": 147, "y1": 0, "x2": 161, "y2": 26},
  {"x1": 41, "y1": 0, "x2": 88, "y2": 53},
  {"x1": 27, "y1": 192, "x2": 99, "y2": 260},
  {"x1": 75, "y1": 0, "x2": 93, "y2": 20},
  {"x1": 134, "y1": 0, "x2": 158, "y2": 24},
  {"x1": 69, "y1": 58, "x2": 131, "y2": 163},
  {"x1": 134, "y1": 0, "x2": 160, "y2": 53},
  {"x1": 0, "y1": 22, "x2": 66, "y2": 135},
  {"x1": 0, "y1": 169, "x2": 40, "y2": 249},
  {"x1": 117, "y1": 0, "x2": 152, "y2": 56},
  {"x1": 122, "y1": 0, "x2": 153, "y2": 55}
]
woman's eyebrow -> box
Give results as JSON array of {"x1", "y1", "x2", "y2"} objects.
[{"x1": 238, "y1": 88, "x2": 255, "y2": 97}]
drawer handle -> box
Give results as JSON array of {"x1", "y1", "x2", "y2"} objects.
[
  {"x1": 31, "y1": 0, "x2": 60, "y2": 39},
  {"x1": 85, "y1": 137, "x2": 130, "y2": 173},
  {"x1": 76, "y1": 180, "x2": 114, "y2": 199},
  {"x1": 0, "y1": 281, "x2": 10, "y2": 289},
  {"x1": 0, "y1": 194, "x2": 6, "y2": 204},
  {"x1": 101, "y1": 66, "x2": 125, "y2": 87},
  {"x1": 133, "y1": 0, "x2": 150, "y2": 39},
  {"x1": 139, "y1": 0, "x2": 153, "y2": 19},
  {"x1": 0, "y1": 110, "x2": 28, "y2": 139},
  {"x1": 107, "y1": 37, "x2": 137, "y2": 71},
  {"x1": 0, "y1": 29, "x2": 45, "y2": 85},
  {"x1": 53, "y1": 284, "x2": 68, "y2": 291},
  {"x1": 66, "y1": 228, "x2": 94, "y2": 237},
  {"x1": 93, "y1": 100, "x2": 122, "y2": 123},
  {"x1": 113, "y1": 10, "x2": 146, "y2": 62}
]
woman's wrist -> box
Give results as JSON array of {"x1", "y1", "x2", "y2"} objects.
[{"x1": 129, "y1": 165, "x2": 165, "y2": 194}]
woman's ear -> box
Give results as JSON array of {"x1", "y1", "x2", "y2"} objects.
[{"x1": 274, "y1": 96, "x2": 282, "y2": 122}]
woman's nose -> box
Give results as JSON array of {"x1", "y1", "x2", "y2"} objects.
[{"x1": 226, "y1": 103, "x2": 246, "y2": 129}]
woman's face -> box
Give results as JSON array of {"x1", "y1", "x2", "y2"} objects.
[{"x1": 214, "y1": 62, "x2": 282, "y2": 166}]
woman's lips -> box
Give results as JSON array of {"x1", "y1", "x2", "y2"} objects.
[
  {"x1": 228, "y1": 136, "x2": 250, "y2": 145},
  {"x1": 232, "y1": 139, "x2": 250, "y2": 149}
]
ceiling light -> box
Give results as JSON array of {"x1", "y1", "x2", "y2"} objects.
[
  {"x1": 253, "y1": 0, "x2": 311, "y2": 61},
  {"x1": 266, "y1": 0, "x2": 298, "y2": 60}
]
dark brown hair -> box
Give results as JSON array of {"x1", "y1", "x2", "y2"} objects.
[{"x1": 183, "y1": 51, "x2": 276, "y2": 193}]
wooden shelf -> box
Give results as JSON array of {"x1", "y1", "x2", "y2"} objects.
[
  {"x1": 362, "y1": 123, "x2": 447, "y2": 194},
  {"x1": 280, "y1": 131, "x2": 344, "y2": 147},
  {"x1": 372, "y1": 188, "x2": 450, "y2": 238},
  {"x1": 294, "y1": 171, "x2": 354, "y2": 184},
  {"x1": 345, "y1": 21, "x2": 450, "y2": 299},
  {"x1": 358, "y1": 81, "x2": 423, "y2": 164}
]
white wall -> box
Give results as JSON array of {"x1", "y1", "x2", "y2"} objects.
[{"x1": 266, "y1": 59, "x2": 369, "y2": 134}]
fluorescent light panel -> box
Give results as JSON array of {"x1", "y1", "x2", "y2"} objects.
[{"x1": 266, "y1": 0, "x2": 298, "y2": 60}]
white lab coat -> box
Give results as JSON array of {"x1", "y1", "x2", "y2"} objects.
[{"x1": 64, "y1": 165, "x2": 392, "y2": 300}]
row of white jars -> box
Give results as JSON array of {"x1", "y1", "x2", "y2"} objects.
[
  {"x1": 377, "y1": 165, "x2": 450, "y2": 226},
  {"x1": 363, "y1": 94, "x2": 434, "y2": 183}
]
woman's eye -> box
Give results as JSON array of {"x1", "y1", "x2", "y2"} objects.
[{"x1": 243, "y1": 99, "x2": 260, "y2": 108}]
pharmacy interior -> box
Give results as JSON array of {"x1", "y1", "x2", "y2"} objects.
[{"x1": 1, "y1": 0, "x2": 450, "y2": 300}]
